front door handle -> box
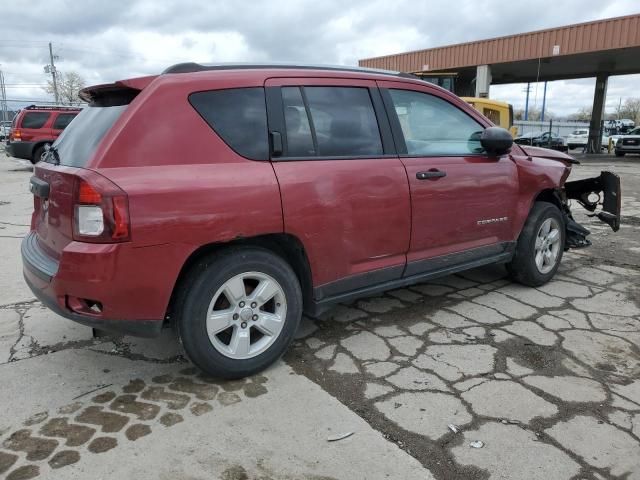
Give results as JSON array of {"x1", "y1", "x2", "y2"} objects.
[{"x1": 416, "y1": 170, "x2": 446, "y2": 180}]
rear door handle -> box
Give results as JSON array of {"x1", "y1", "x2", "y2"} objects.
[{"x1": 416, "y1": 170, "x2": 446, "y2": 180}]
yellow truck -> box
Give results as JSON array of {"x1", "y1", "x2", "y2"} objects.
[
  {"x1": 409, "y1": 72, "x2": 517, "y2": 136},
  {"x1": 461, "y1": 97, "x2": 517, "y2": 137}
]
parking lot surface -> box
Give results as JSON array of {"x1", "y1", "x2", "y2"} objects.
[{"x1": 0, "y1": 153, "x2": 639, "y2": 480}]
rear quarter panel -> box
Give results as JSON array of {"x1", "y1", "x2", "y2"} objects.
[{"x1": 87, "y1": 73, "x2": 284, "y2": 314}]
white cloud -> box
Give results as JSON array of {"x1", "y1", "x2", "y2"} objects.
[{"x1": 0, "y1": 0, "x2": 638, "y2": 115}]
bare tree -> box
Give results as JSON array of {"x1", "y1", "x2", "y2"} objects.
[
  {"x1": 617, "y1": 97, "x2": 640, "y2": 123},
  {"x1": 513, "y1": 106, "x2": 554, "y2": 121},
  {"x1": 567, "y1": 106, "x2": 592, "y2": 121},
  {"x1": 45, "y1": 71, "x2": 86, "y2": 105}
]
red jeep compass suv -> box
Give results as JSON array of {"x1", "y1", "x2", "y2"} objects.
[
  {"x1": 6, "y1": 105, "x2": 81, "y2": 163},
  {"x1": 22, "y1": 63, "x2": 621, "y2": 378}
]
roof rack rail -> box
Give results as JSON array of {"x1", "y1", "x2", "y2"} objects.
[
  {"x1": 24, "y1": 104, "x2": 84, "y2": 111},
  {"x1": 161, "y1": 62, "x2": 423, "y2": 81}
]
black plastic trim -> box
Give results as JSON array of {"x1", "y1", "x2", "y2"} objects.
[
  {"x1": 404, "y1": 242, "x2": 514, "y2": 277},
  {"x1": 265, "y1": 86, "x2": 285, "y2": 159},
  {"x1": 21, "y1": 232, "x2": 58, "y2": 282},
  {"x1": 314, "y1": 264, "x2": 404, "y2": 301},
  {"x1": 369, "y1": 87, "x2": 396, "y2": 155},
  {"x1": 272, "y1": 154, "x2": 400, "y2": 162},
  {"x1": 379, "y1": 88, "x2": 408, "y2": 154},
  {"x1": 308, "y1": 244, "x2": 515, "y2": 316},
  {"x1": 29, "y1": 176, "x2": 50, "y2": 198}
]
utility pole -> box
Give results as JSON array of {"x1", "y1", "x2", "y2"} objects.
[
  {"x1": 524, "y1": 82, "x2": 531, "y2": 121},
  {"x1": 540, "y1": 81, "x2": 548, "y2": 122},
  {"x1": 0, "y1": 69, "x2": 7, "y2": 125},
  {"x1": 46, "y1": 42, "x2": 59, "y2": 104}
]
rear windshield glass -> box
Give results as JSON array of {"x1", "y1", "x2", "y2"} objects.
[{"x1": 50, "y1": 106, "x2": 126, "y2": 167}]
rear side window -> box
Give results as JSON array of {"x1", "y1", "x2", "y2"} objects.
[
  {"x1": 51, "y1": 106, "x2": 127, "y2": 167},
  {"x1": 52, "y1": 113, "x2": 77, "y2": 130},
  {"x1": 21, "y1": 112, "x2": 50, "y2": 129},
  {"x1": 282, "y1": 87, "x2": 315, "y2": 157},
  {"x1": 389, "y1": 89, "x2": 485, "y2": 156},
  {"x1": 282, "y1": 86, "x2": 382, "y2": 158},
  {"x1": 189, "y1": 87, "x2": 268, "y2": 160}
]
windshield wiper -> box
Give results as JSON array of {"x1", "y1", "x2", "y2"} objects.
[{"x1": 45, "y1": 144, "x2": 60, "y2": 165}]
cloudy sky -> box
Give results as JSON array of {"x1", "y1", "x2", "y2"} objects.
[{"x1": 1, "y1": 0, "x2": 638, "y2": 117}]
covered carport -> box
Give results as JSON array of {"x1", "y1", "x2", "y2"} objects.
[{"x1": 359, "y1": 14, "x2": 640, "y2": 152}]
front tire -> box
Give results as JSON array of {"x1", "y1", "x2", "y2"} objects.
[
  {"x1": 176, "y1": 247, "x2": 302, "y2": 379},
  {"x1": 615, "y1": 150, "x2": 625, "y2": 157},
  {"x1": 507, "y1": 202, "x2": 565, "y2": 287}
]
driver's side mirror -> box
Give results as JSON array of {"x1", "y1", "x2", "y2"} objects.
[{"x1": 481, "y1": 127, "x2": 513, "y2": 156}]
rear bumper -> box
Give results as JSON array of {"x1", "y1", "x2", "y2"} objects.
[
  {"x1": 24, "y1": 273, "x2": 163, "y2": 337},
  {"x1": 6, "y1": 141, "x2": 36, "y2": 160},
  {"x1": 21, "y1": 231, "x2": 168, "y2": 338}
]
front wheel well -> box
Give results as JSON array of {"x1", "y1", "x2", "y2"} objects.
[
  {"x1": 533, "y1": 188, "x2": 564, "y2": 211},
  {"x1": 166, "y1": 234, "x2": 314, "y2": 323}
]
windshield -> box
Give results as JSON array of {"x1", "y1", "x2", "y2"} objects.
[{"x1": 49, "y1": 105, "x2": 126, "y2": 167}]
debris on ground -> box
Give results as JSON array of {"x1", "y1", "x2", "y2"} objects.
[
  {"x1": 469, "y1": 440, "x2": 485, "y2": 448},
  {"x1": 448, "y1": 424, "x2": 460, "y2": 434},
  {"x1": 327, "y1": 431, "x2": 355, "y2": 442}
]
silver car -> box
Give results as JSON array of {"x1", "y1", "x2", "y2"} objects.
[{"x1": 614, "y1": 127, "x2": 640, "y2": 156}]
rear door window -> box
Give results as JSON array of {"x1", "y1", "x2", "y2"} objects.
[
  {"x1": 52, "y1": 113, "x2": 77, "y2": 130},
  {"x1": 189, "y1": 87, "x2": 268, "y2": 160},
  {"x1": 21, "y1": 112, "x2": 50, "y2": 129},
  {"x1": 282, "y1": 87, "x2": 315, "y2": 157},
  {"x1": 301, "y1": 86, "x2": 383, "y2": 157}
]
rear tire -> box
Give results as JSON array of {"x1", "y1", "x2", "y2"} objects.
[
  {"x1": 506, "y1": 202, "x2": 565, "y2": 287},
  {"x1": 175, "y1": 247, "x2": 302, "y2": 379},
  {"x1": 31, "y1": 144, "x2": 48, "y2": 164}
]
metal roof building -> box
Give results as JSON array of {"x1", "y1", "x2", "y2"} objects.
[{"x1": 359, "y1": 14, "x2": 640, "y2": 152}]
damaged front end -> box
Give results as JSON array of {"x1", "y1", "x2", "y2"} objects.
[{"x1": 561, "y1": 171, "x2": 621, "y2": 249}]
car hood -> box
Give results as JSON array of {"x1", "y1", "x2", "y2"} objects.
[{"x1": 519, "y1": 145, "x2": 579, "y2": 164}]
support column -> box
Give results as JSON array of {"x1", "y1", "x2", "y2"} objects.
[
  {"x1": 475, "y1": 65, "x2": 492, "y2": 98},
  {"x1": 587, "y1": 73, "x2": 608, "y2": 153}
]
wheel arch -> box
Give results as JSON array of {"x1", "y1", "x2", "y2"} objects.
[
  {"x1": 31, "y1": 140, "x2": 55, "y2": 162},
  {"x1": 166, "y1": 233, "x2": 314, "y2": 323},
  {"x1": 512, "y1": 187, "x2": 566, "y2": 241}
]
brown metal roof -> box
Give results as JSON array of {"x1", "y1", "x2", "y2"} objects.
[{"x1": 359, "y1": 14, "x2": 640, "y2": 73}]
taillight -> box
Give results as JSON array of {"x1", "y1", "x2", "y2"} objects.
[
  {"x1": 11, "y1": 129, "x2": 21, "y2": 141},
  {"x1": 73, "y1": 178, "x2": 130, "y2": 242}
]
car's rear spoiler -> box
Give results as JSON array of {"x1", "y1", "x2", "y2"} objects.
[{"x1": 79, "y1": 75, "x2": 157, "y2": 107}]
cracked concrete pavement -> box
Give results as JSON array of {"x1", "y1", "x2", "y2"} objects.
[{"x1": 1, "y1": 154, "x2": 639, "y2": 479}]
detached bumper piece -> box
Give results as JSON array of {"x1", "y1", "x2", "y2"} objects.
[
  {"x1": 563, "y1": 171, "x2": 621, "y2": 249},
  {"x1": 565, "y1": 218, "x2": 591, "y2": 248}
]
